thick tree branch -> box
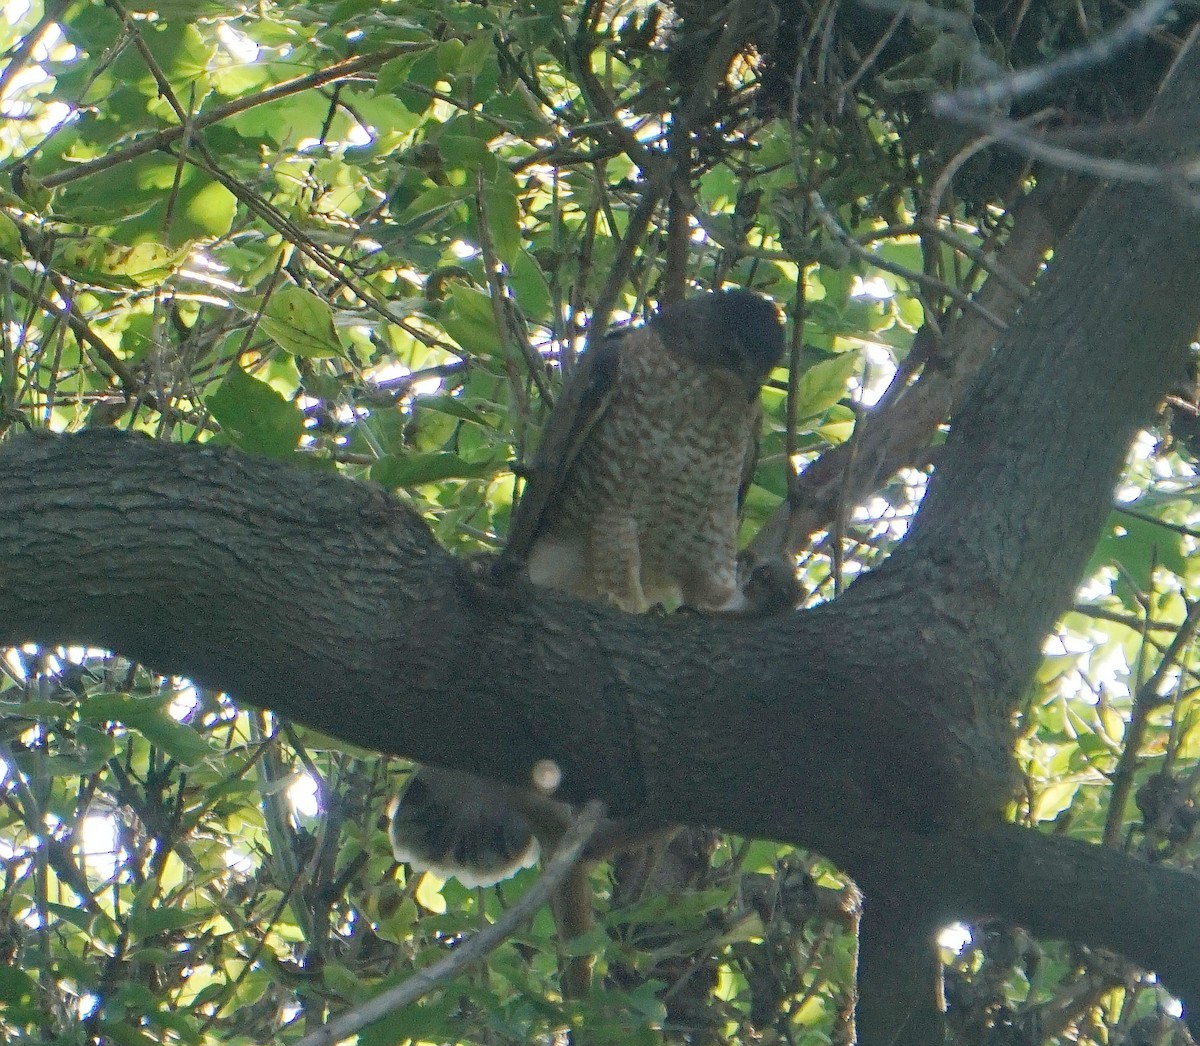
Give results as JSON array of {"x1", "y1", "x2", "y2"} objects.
[
  {"x1": 1, "y1": 431, "x2": 1200, "y2": 1025},
  {"x1": 0, "y1": 430, "x2": 1008, "y2": 835},
  {"x1": 859, "y1": 823, "x2": 1200, "y2": 1035}
]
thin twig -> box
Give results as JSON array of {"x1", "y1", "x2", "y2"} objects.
[
  {"x1": 289, "y1": 800, "x2": 605, "y2": 1046},
  {"x1": 473, "y1": 172, "x2": 554, "y2": 403},
  {"x1": 586, "y1": 178, "x2": 667, "y2": 352},
  {"x1": 1116, "y1": 504, "x2": 1200, "y2": 540},
  {"x1": 1103, "y1": 596, "x2": 1200, "y2": 847},
  {"x1": 671, "y1": 178, "x2": 789, "y2": 261},
  {"x1": 784, "y1": 281, "x2": 807, "y2": 507},
  {"x1": 933, "y1": 0, "x2": 1174, "y2": 116},
  {"x1": 750, "y1": 176, "x2": 1074, "y2": 561},
  {"x1": 9, "y1": 272, "x2": 137, "y2": 392},
  {"x1": 40, "y1": 46, "x2": 421, "y2": 190},
  {"x1": 954, "y1": 116, "x2": 1200, "y2": 194},
  {"x1": 925, "y1": 109, "x2": 1053, "y2": 221},
  {"x1": 808, "y1": 191, "x2": 1008, "y2": 331},
  {"x1": 916, "y1": 220, "x2": 1033, "y2": 300},
  {"x1": 1072, "y1": 603, "x2": 1180, "y2": 632},
  {"x1": 178, "y1": 146, "x2": 445, "y2": 345}
]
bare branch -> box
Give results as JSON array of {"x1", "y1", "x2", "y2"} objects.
[
  {"x1": 40, "y1": 46, "x2": 421, "y2": 190},
  {"x1": 933, "y1": 0, "x2": 1175, "y2": 117},
  {"x1": 291, "y1": 801, "x2": 605, "y2": 1046},
  {"x1": 750, "y1": 176, "x2": 1078, "y2": 561}
]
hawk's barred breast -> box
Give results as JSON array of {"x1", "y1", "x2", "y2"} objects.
[
  {"x1": 529, "y1": 338, "x2": 759, "y2": 610},
  {"x1": 526, "y1": 290, "x2": 785, "y2": 612}
]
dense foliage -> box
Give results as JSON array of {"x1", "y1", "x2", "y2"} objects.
[{"x1": 0, "y1": 0, "x2": 1197, "y2": 1043}]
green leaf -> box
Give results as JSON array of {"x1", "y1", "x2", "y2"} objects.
[
  {"x1": 0, "y1": 212, "x2": 22, "y2": 260},
  {"x1": 742, "y1": 838, "x2": 789, "y2": 873},
  {"x1": 438, "y1": 133, "x2": 492, "y2": 170},
  {"x1": 386, "y1": 48, "x2": 441, "y2": 112},
  {"x1": 442, "y1": 283, "x2": 503, "y2": 357},
  {"x1": 45, "y1": 901, "x2": 118, "y2": 940},
  {"x1": 1087, "y1": 511, "x2": 1188, "y2": 598},
  {"x1": 413, "y1": 394, "x2": 488, "y2": 424},
  {"x1": 377, "y1": 53, "x2": 424, "y2": 95},
  {"x1": 95, "y1": 1023, "x2": 162, "y2": 1046},
  {"x1": 207, "y1": 366, "x2": 305, "y2": 460},
  {"x1": 79, "y1": 692, "x2": 170, "y2": 721},
  {"x1": 1030, "y1": 780, "x2": 1080, "y2": 823},
  {"x1": 227, "y1": 90, "x2": 336, "y2": 146},
  {"x1": 129, "y1": 713, "x2": 215, "y2": 766},
  {"x1": 0, "y1": 966, "x2": 36, "y2": 1005},
  {"x1": 80, "y1": 693, "x2": 215, "y2": 766},
  {"x1": 130, "y1": 905, "x2": 214, "y2": 939},
  {"x1": 483, "y1": 180, "x2": 520, "y2": 266},
  {"x1": 795, "y1": 352, "x2": 859, "y2": 420},
  {"x1": 322, "y1": 961, "x2": 365, "y2": 1000},
  {"x1": 258, "y1": 285, "x2": 345, "y2": 359},
  {"x1": 436, "y1": 38, "x2": 466, "y2": 74},
  {"x1": 0, "y1": 698, "x2": 72, "y2": 719},
  {"x1": 178, "y1": 179, "x2": 237, "y2": 239},
  {"x1": 59, "y1": 239, "x2": 186, "y2": 289},
  {"x1": 371, "y1": 452, "x2": 495, "y2": 488},
  {"x1": 457, "y1": 33, "x2": 495, "y2": 78},
  {"x1": 113, "y1": 21, "x2": 213, "y2": 91},
  {"x1": 73, "y1": 725, "x2": 120, "y2": 774},
  {"x1": 52, "y1": 162, "x2": 234, "y2": 246},
  {"x1": 119, "y1": 0, "x2": 230, "y2": 15},
  {"x1": 359, "y1": 995, "x2": 460, "y2": 1046},
  {"x1": 286, "y1": 725, "x2": 378, "y2": 760},
  {"x1": 507, "y1": 249, "x2": 552, "y2": 319},
  {"x1": 397, "y1": 183, "x2": 472, "y2": 226}
]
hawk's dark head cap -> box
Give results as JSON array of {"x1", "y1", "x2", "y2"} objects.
[{"x1": 654, "y1": 290, "x2": 785, "y2": 397}]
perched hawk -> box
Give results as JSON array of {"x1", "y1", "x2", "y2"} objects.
[{"x1": 390, "y1": 290, "x2": 785, "y2": 885}]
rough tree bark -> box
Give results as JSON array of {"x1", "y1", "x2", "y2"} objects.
[{"x1": 4, "y1": 31, "x2": 1200, "y2": 1046}]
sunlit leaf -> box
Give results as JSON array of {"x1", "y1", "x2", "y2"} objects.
[
  {"x1": 207, "y1": 365, "x2": 306, "y2": 459},
  {"x1": 371, "y1": 451, "x2": 496, "y2": 488},
  {"x1": 258, "y1": 285, "x2": 345, "y2": 359},
  {"x1": 0, "y1": 212, "x2": 22, "y2": 260},
  {"x1": 795, "y1": 351, "x2": 859, "y2": 419},
  {"x1": 60, "y1": 239, "x2": 186, "y2": 288},
  {"x1": 414, "y1": 872, "x2": 447, "y2": 914},
  {"x1": 1030, "y1": 780, "x2": 1081, "y2": 823},
  {"x1": 442, "y1": 283, "x2": 503, "y2": 357}
]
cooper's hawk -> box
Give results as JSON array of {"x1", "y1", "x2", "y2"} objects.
[{"x1": 389, "y1": 289, "x2": 785, "y2": 885}]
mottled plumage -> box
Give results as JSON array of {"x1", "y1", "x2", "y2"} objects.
[
  {"x1": 390, "y1": 290, "x2": 785, "y2": 884},
  {"x1": 516, "y1": 290, "x2": 782, "y2": 610}
]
